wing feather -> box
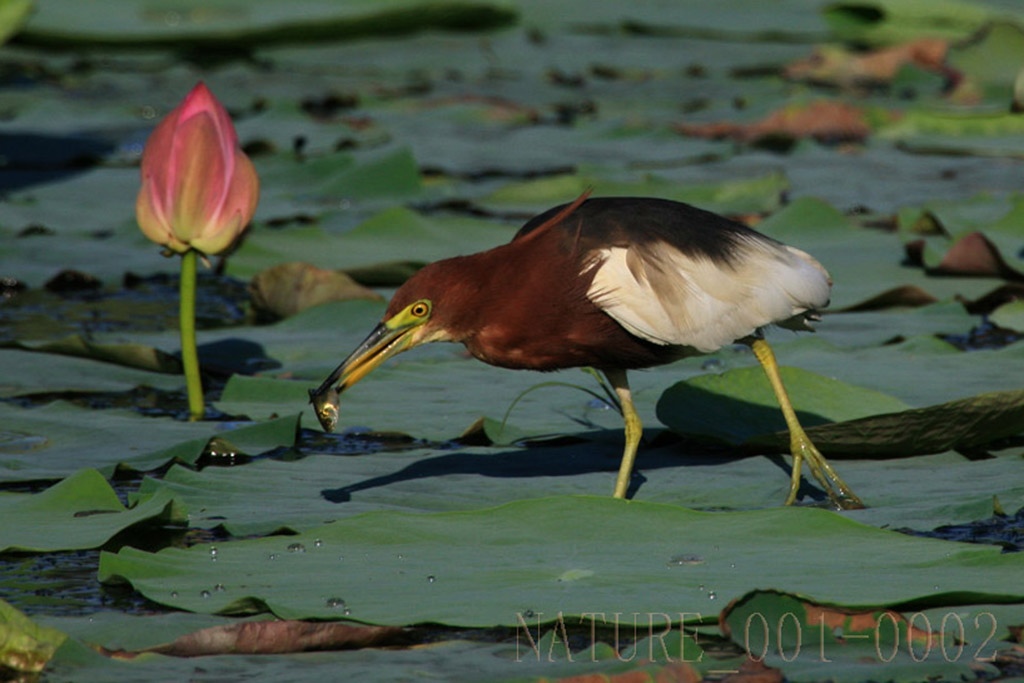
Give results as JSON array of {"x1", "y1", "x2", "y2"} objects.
[{"x1": 586, "y1": 235, "x2": 830, "y2": 352}]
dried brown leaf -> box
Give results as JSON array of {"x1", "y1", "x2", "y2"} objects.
[
  {"x1": 248, "y1": 261, "x2": 382, "y2": 321},
  {"x1": 137, "y1": 620, "x2": 408, "y2": 657},
  {"x1": 675, "y1": 101, "x2": 872, "y2": 145},
  {"x1": 935, "y1": 231, "x2": 1024, "y2": 279},
  {"x1": 837, "y1": 284, "x2": 939, "y2": 312},
  {"x1": 784, "y1": 39, "x2": 950, "y2": 88}
]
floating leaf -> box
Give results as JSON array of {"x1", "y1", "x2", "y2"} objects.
[
  {"x1": 720, "y1": 591, "x2": 983, "y2": 681},
  {"x1": 948, "y1": 21, "x2": 1024, "y2": 98},
  {"x1": 990, "y1": 300, "x2": 1024, "y2": 332},
  {"x1": 258, "y1": 145, "x2": 423, "y2": 205},
  {"x1": 0, "y1": 402, "x2": 299, "y2": 483},
  {"x1": 478, "y1": 172, "x2": 789, "y2": 217},
  {"x1": 15, "y1": 0, "x2": 518, "y2": 48},
  {"x1": 141, "y1": 620, "x2": 408, "y2": 656},
  {"x1": 784, "y1": 39, "x2": 949, "y2": 88},
  {"x1": 657, "y1": 366, "x2": 1024, "y2": 457},
  {"x1": 227, "y1": 207, "x2": 513, "y2": 280},
  {"x1": 0, "y1": 469, "x2": 185, "y2": 553},
  {"x1": 248, "y1": 261, "x2": 382, "y2": 322},
  {"x1": 3, "y1": 335, "x2": 182, "y2": 373},
  {"x1": 676, "y1": 100, "x2": 874, "y2": 145},
  {"x1": 656, "y1": 366, "x2": 910, "y2": 448},
  {"x1": 0, "y1": 598, "x2": 66, "y2": 675},
  {"x1": 0, "y1": 0, "x2": 32, "y2": 46},
  {"x1": 822, "y1": 0, "x2": 998, "y2": 46},
  {"x1": 836, "y1": 284, "x2": 938, "y2": 311},
  {"x1": 98, "y1": 497, "x2": 1024, "y2": 627}
]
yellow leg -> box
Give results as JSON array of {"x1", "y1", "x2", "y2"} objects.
[
  {"x1": 749, "y1": 338, "x2": 865, "y2": 510},
  {"x1": 605, "y1": 369, "x2": 642, "y2": 499}
]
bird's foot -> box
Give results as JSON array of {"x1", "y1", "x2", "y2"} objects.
[{"x1": 792, "y1": 437, "x2": 865, "y2": 511}]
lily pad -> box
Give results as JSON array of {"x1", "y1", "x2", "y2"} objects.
[
  {"x1": 656, "y1": 366, "x2": 910, "y2": 447},
  {"x1": 990, "y1": 299, "x2": 1024, "y2": 332},
  {"x1": 822, "y1": 0, "x2": 1000, "y2": 46},
  {"x1": 16, "y1": 0, "x2": 518, "y2": 48},
  {"x1": 719, "y1": 590, "x2": 988, "y2": 682},
  {"x1": 248, "y1": 261, "x2": 382, "y2": 321},
  {"x1": 477, "y1": 171, "x2": 789, "y2": 217},
  {"x1": 0, "y1": 0, "x2": 32, "y2": 46},
  {"x1": 0, "y1": 598, "x2": 66, "y2": 676},
  {"x1": 657, "y1": 365, "x2": 1024, "y2": 456},
  {"x1": 98, "y1": 496, "x2": 1024, "y2": 626},
  {"x1": 0, "y1": 402, "x2": 300, "y2": 483},
  {"x1": 227, "y1": 206, "x2": 514, "y2": 280},
  {"x1": 0, "y1": 469, "x2": 185, "y2": 553}
]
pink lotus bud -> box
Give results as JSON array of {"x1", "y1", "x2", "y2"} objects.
[{"x1": 136, "y1": 82, "x2": 259, "y2": 256}]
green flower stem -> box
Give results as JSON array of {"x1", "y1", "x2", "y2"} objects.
[{"x1": 179, "y1": 248, "x2": 204, "y2": 421}]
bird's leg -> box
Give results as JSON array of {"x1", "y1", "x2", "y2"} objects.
[
  {"x1": 748, "y1": 338, "x2": 865, "y2": 510},
  {"x1": 604, "y1": 369, "x2": 641, "y2": 499}
]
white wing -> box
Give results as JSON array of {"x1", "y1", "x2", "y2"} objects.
[{"x1": 585, "y1": 236, "x2": 830, "y2": 352}]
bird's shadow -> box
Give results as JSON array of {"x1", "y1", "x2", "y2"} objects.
[{"x1": 318, "y1": 425, "x2": 828, "y2": 504}]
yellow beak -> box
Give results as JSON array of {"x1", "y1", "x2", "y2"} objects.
[{"x1": 308, "y1": 317, "x2": 422, "y2": 432}]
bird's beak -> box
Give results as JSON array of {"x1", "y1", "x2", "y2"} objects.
[{"x1": 308, "y1": 313, "x2": 424, "y2": 432}]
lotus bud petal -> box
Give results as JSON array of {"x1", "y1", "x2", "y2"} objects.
[{"x1": 136, "y1": 82, "x2": 259, "y2": 256}]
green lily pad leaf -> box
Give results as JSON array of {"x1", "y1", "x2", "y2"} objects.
[
  {"x1": 881, "y1": 108, "x2": 1024, "y2": 140},
  {"x1": 948, "y1": 21, "x2": 1024, "y2": 98},
  {"x1": 215, "y1": 375, "x2": 310, "y2": 422},
  {"x1": 16, "y1": 0, "x2": 517, "y2": 48},
  {"x1": 477, "y1": 171, "x2": 789, "y2": 217},
  {"x1": 0, "y1": 598, "x2": 66, "y2": 675},
  {"x1": 791, "y1": 388, "x2": 1024, "y2": 456},
  {"x1": 755, "y1": 196, "x2": 857, "y2": 239},
  {"x1": 227, "y1": 207, "x2": 513, "y2": 281},
  {"x1": 0, "y1": 401, "x2": 299, "y2": 483},
  {"x1": 658, "y1": 366, "x2": 1024, "y2": 456},
  {"x1": 97, "y1": 496, "x2": 1024, "y2": 626},
  {"x1": 822, "y1": 0, "x2": 998, "y2": 45},
  {"x1": 0, "y1": 469, "x2": 185, "y2": 553},
  {"x1": 990, "y1": 299, "x2": 1024, "y2": 332},
  {"x1": 3, "y1": 335, "x2": 182, "y2": 373},
  {"x1": 0, "y1": 0, "x2": 32, "y2": 46},
  {"x1": 720, "y1": 590, "x2": 984, "y2": 681},
  {"x1": 0, "y1": 402, "x2": 209, "y2": 483},
  {"x1": 896, "y1": 193, "x2": 1016, "y2": 239},
  {"x1": 656, "y1": 366, "x2": 910, "y2": 447},
  {"x1": 127, "y1": 413, "x2": 302, "y2": 475},
  {"x1": 0, "y1": 348, "x2": 184, "y2": 399},
  {"x1": 258, "y1": 145, "x2": 422, "y2": 208}
]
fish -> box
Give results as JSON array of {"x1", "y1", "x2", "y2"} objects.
[{"x1": 308, "y1": 383, "x2": 340, "y2": 433}]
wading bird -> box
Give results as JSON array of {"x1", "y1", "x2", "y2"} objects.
[{"x1": 310, "y1": 193, "x2": 864, "y2": 510}]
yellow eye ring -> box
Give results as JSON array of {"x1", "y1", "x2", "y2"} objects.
[{"x1": 410, "y1": 301, "x2": 431, "y2": 318}]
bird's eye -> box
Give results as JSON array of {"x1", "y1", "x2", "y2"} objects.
[{"x1": 410, "y1": 300, "x2": 431, "y2": 318}]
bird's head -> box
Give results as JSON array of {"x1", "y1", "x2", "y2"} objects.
[{"x1": 308, "y1": 261, "x2": 461, "y2": 432}]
